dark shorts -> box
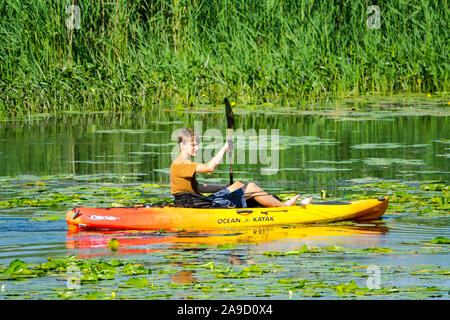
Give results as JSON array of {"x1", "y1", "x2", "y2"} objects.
[{"x1": 206, "y1": 188, "x2": 247, "y2": 208}]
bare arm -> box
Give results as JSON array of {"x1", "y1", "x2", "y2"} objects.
[{"x1": 196, "y1": 140, "x2": 233, "y2": 173}]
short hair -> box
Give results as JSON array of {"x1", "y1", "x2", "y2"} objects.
[{"x1": 178, "y1": 128, "x2": 199, "y2": 148}]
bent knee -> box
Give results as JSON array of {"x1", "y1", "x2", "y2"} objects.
[
  {"x1": 244, "y1": 182, "x2": 262, "y2": 192},
  {"x1": 227, "y1": 181, "x2": 245, "y2": 192},
  {"x1": 232, "y1": 181, "x2": 245, "y2": 188}
]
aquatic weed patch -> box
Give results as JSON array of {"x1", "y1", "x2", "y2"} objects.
[
  {"x1": 0, "y1": 176, "x2": 447, "y2": 227},
  {"x1": 261, "y1": 242, "x2": 450, "y2": 257},
  {"x1": 0, "y1": 175, "x2": 448, "y2": 299},
  {"x1": 329, "y1": 181, "x2": 449, "y2": 216},
  {"x1": 1, "y1": 240, "x2": 449, "y2": 300},
  {"x1": 0, "y1": 175, "x2": 172, "y2": 216}
]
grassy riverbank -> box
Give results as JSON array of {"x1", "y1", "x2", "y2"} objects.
[{"x1": 0, "y1": 0, "x2": 448, "y2": 117}]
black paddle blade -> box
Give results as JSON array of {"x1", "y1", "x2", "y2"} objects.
[{"x1": 224, "y1": 97, "x2": 234, "y2": 129}]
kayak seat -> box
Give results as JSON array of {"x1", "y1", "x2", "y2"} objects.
[
  {"x1": 173, "y1": 192, "x2": 284, "y2": 209},
  {"x1": 173, "y1": 192, "x2": 221, "y2": 209}
]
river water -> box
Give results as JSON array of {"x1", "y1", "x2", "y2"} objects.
[{"x1": 0, "y1": 102, "x2": 448, "y2": 299}]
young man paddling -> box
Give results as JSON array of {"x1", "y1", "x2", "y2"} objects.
[{"x1": 170, "y1": 128, "x2": 312, "y2": 208}]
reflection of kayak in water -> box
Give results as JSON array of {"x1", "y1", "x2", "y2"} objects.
[
  {"x1": 66, "y1": 223, "x2": 388, "y2": 255},
  {"x1": 66, "y1": 224, "x2": 388, "y2": 284},
  {"x1": 66, "y1": 198, "x2": 389, "y2": 231}
]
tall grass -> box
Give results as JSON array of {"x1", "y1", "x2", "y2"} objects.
[{"x1": 0, "y1": 0, "x2": 448, "y2": 117}]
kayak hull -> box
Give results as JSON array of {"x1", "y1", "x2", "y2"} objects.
[{"x1": 66, "y1": 197, "x2": 389, "y2": 231}]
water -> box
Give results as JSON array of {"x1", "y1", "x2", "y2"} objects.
[{"x1": 0, "y1": 103, "x2": 449, "y2": 299}]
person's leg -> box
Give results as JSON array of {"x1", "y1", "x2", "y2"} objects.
[
  {"x1": 207, "y1": 181, "x2": 246, "y2": 208},
  {"x1": 226, "y1": 181, "x2": 311, "y2": 207},
  {"x1": 225, "y1": 181, "x2": 246, "y2": 193},
  {"x1": 242, "y1": 182, "x2": 303, "y2": 207}
]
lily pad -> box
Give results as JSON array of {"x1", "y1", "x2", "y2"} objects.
[
  {"x1": 335, "y1": 280, "x2": 359, "y2": 293},
  {"x1": 121, "y1": 277, "x2": 150, "y2": 288},
  {"x1": 429, "y1": 237, "x2": 450, "y2": 244},
  {"x1": 363, "y1": 158, "x2": 425, "y2": 166},
  {"x1": 305, "y1": 167, "x2": 351, "y2": 172},
  {"x1": 351, "y1": 143, "x2": 404, "y2": 149}
]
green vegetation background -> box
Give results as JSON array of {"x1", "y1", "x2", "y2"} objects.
[{"x1": 0, "y1": 0, "x2": 448, "y2": 117}]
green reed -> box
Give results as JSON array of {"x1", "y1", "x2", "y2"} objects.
[{"x1": 0, "y1": 0, "x2": 448, "y2": 117}]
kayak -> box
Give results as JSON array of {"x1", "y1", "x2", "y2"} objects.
[{"x1": 66, "y1": 197, "x2": 388, "y2": 231}]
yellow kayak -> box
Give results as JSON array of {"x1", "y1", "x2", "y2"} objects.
[{"x1": 66, "y1": 197, "x2": 389, "y2": 231}]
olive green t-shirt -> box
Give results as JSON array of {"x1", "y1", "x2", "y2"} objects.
[{"x1": 170, "y1": 159, "x2": 200, "y2": 194}]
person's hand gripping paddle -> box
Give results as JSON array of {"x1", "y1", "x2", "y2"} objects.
[{"x1": 224, "y1": 97, "x2": 234, "y2": 185}]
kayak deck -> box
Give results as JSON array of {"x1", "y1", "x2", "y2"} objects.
[{"x1": 66, "y1": 197, "x2": 389, "y2": 231}]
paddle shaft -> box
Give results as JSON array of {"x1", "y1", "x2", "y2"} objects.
[
  {"x1": 227, "y1": 128, "x2": 233, "y2": 185},
  {"x1": 224, "y1": 97, "x2": 235, "y2": 186}
]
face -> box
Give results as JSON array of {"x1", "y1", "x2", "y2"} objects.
[{"x1": 181, "y1": 136, "x2": 199, "y2": 157}]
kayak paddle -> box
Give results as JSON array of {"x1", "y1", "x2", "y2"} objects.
[{"x1": 224, "y1": 97, "x2": 234, "y2": 185}]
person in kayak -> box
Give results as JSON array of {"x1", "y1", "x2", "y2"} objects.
[{"x1": 170, "y1": 128, "x2": 312, "y2": 208}]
